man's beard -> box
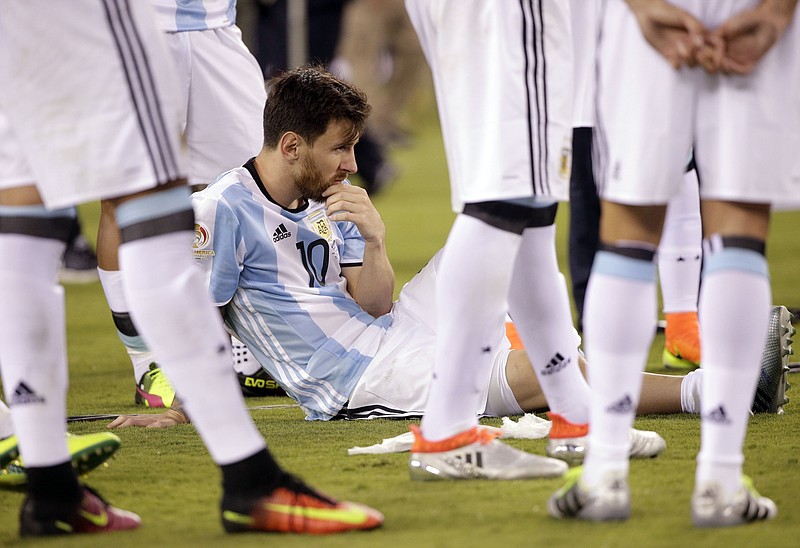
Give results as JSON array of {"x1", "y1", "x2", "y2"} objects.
[{"x1": 294, "y1": 156, "x2": 328, "y2": 203}]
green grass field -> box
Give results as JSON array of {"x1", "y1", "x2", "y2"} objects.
[{"x1": 1, "y1": 97, "x2": 799, "y2": 547}]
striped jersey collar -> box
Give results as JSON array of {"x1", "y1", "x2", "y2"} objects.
[{"x1": 243, "y1": 158, "x2": 309, "y2": 213}]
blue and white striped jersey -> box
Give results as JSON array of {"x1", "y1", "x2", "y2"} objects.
[
  {"x1": 192, "y1": 160, "x2": 393, "y2": 420},
  {"x1": 151, "y1": 0, "x2": 236, "y2": 32}
]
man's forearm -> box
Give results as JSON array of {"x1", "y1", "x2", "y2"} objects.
[{"x1": 353, "y1": 240, "x2": 394, "y2": 317}]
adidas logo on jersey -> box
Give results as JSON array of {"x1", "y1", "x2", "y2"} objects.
[
  {"x1": 541, "y1": 352, "x2": 569, "y2": 376},
  {"x1": 606, "y1": 394, "x2": 634, "y2": 414},
  {"x1": 9, "y1": 381, "x2": 45, "y2": 405},
  {"x1": 702, "y1": 405, "x2": 731, "y2": 424},
  {"x1": 272, "y1": 223, "x2": 291, "y2": 242}
]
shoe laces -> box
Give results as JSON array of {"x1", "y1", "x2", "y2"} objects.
[{"x1": 142, "y1": 364, "x2": 171, "y2": 392}]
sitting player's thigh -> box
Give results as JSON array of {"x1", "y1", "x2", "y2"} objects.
[
  {"x1": 346, "y1": 315, "x2": 437, "y2": 417},
  {"x1": 392, "y1": 249, "x2": 443, "y2": 333},
  {"x1": 348, "y1": 289, "x2": 506, "y2": 417}
]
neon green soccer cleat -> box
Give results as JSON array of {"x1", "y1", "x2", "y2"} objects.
[
  {"x1": 135, "y1": 362, "x2": 176, "y2": 408},
  {"x1": 0, "y1": 432, "x2": 121, "y2": 488}
]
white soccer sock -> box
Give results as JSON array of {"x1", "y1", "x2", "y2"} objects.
[
  {"x1": 508, "y1": 225, "x2": 589, "y2": 424},
  {"x1": 119, "y1": 231, "x2": 265, "y2": 465},
  {"x1": 582, "y1": 250, "x2": 657, "y2": 486},
  {"x1": 658, "y1": 171, "x2": 701, "y2": 313},
  {"x1": 680, "y1": 369, "x2": 703, "y2": 414},
  {"x1": 0, "y1": 234, "x2": 70, "y2": 466},
  {"x1": 0, "y1": 399, "x2": 14, "y2": 439},
  {"x1": 98, "y1": 267, "x2": 155, "y2": 382},
  {"x1": 231, "y1": 336, "x2": 262, "y2": 376},
  {"x1": 695, "y1": 243, "x2": 770, "y2": 495},
  {"x1": 421, "y1": 215, "x2": 520, "y2": 441}
]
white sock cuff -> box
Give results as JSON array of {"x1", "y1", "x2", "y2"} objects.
[
  {"x1": 680, "y1": 369, "x2": 702, "y2": 414},
  {"x1": 98, "y1": 267, "x2": 127, "y2": 312}
]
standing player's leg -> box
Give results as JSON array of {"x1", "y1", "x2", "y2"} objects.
[
  {"x1": 689, "y1": 3, "x2": 799, "y2": 526},
  {"x1": 692, "y1": 203, "x2": 773, "y2": 525},
  {"x1": 58, "y1": 210, "x2": 100, "y2": 285},
  {"x1": 568, "y1": 127, "x2": 601, "y2": 332},
  {"x1": 0, "y1": 80, "x2": 138, "y2": 531},
  {"x1": 660, "y1": 166, "x2": 702, "y2": 369},
  {"x1": 549, "y1": 0, "x2": 694, "y2": 521},
  {"x1": 405, "y1": 0, "x2": 570, "y2": 480},
  {"x1": 95, "y1": 19, "x2": 267, "y2": 408},
  {"x1": 0, "y1": 184, "x2": 118, "y2": 535},
  {"x1": 508, "y1": 216, "x2": 595, "y2": 462},
  {"x1": 411, "y1": 209, "x2": 565, "y2": 479}
]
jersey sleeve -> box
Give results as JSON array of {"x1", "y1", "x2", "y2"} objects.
[
  {"x1": 192, "y1": 190, "x2": 243, "y2": 306},
  {"x1": 336, "y1": 220, "x2": 365, "y2": 267}
]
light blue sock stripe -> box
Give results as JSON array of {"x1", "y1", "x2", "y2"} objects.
[
  {"x1": 0, "y1": 205, "x2": 76, "y2": 218},
  {"x1": 593, "y1": 250, "x2": 656, "y2": 282},
  {"x1": 703, "y1": 248, "x2": 769, "y2": 278},
  {"x1": 115, "y1": 187, "x2": 191, "y2": 229},
  {"x1": 118, "y1": 333, "x2": 149, "y2": 353}
]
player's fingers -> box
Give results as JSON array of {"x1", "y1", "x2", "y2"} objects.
[
  {"x1": 720, "y1": 57, "x2": 754, "y2": 75},
  {"x1": 106, "y1": 416, "x2": 129, "y2": 429},
  {"x1": 696, "y1": 42, "x2": 721, "y2": 73},
  {"x1": 324, "y1": 187, "x2": 364, "y2": 210},
  {"x1": 323, "y1": 181, "x2": 363, "y2": 199},
  {"x1": 705, "y1": 34, "x2": 725, "y2": 71},
  {"x1": 107, "y1": 415, "x2": 146, "y2": 428},
  {"x1": 717, "y1": 9, "x2": 757, "y2": 40},
  {"x1": 146, "y1": 418, "x2": 179, "y2": 428},
  {"x1": 676, "y1": 39, "x2": 697, "y2": 67},
  {"x1": 329, "y1": 195, "x2": 372, "y2": 217},
  {"x1": 326, "y1": 197, "x2": 354, "y2": 215},
  {"x1": 656, "y1": 5, "x2": 705, "y2": 43},
  {"x1": 684, "y1": 17, "x2": 706, "y2": 48}
]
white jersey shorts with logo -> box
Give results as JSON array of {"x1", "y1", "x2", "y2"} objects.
[
  {"x1": 165, "y1": 25, "x2": 266, "y2": 186},
  {"x1": 345, "y1": 249, "x2": 509, "y2": 419},
  {"x1": 595, "y1": 0, "x2": 800, "y2": 206},
  {"x1": 0, "y1": 0, "x2": 186, "y2": 209},
  {"x1": 405, "y1": 0, "x2": 574, "y2": 212}
]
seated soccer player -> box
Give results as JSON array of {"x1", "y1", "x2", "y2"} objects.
[{"x1": 109, "y1": 67, "x2": 794, "y2": 471}]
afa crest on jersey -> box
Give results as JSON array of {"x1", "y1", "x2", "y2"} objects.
[
  {"x1": 305, "y1": 209, "x2": 341, "y2": 262},
  {"x1": 307, "y1": 210, "x2": 333, "y2": 241},
  {"x1": 559, "y1": 144, "x2": 572, "y2": 181}
]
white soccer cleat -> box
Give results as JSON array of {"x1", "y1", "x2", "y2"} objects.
[
  {"x1": 691, "y1": 476, "x2": 777, "y2": 528},
  {"x1": 408, "y1": 425, "x2": 567, "y2": 480},
  {"x1": 548, "y1": 466, "x2": 631, "y2": 521},
  {"x1": 546, "y1": 413, "x2": 666, "y2": 464},
  {"x1": 628, "y1": 428, "x2": 666, "y2": 459},
  {"x1": 752, "y1": 305, "x2": 794, "y2": 414}
]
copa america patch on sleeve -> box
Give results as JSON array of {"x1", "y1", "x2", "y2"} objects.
[{"x1": 193, "y1": 221, "x2": 215, "y2": 260}]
